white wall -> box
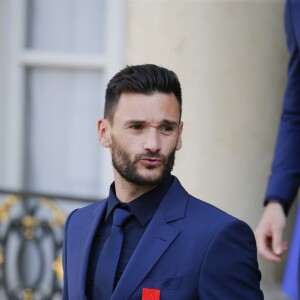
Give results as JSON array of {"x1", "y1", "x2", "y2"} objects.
[{"x1": 126, "y1": 0, "x2": 292, "y2": 290}]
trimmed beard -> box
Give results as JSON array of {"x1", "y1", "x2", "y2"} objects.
[{"x1": 111, "y1": 136, "x2": 175, "y2": 186}]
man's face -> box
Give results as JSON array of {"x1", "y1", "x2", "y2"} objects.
[{"x1": 99, "y1": 92, "x2": 183, "y2": 186}]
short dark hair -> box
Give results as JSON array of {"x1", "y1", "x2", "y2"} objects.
[{"x1": 104, "y1": 64, "x2": 182, "y2": 121}]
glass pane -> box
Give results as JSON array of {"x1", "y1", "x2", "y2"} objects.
[
  {"x1": 26, "y1": 68, "x2": 109, "y2": 197},
  {"x1": 26, "y1": 0, "x2": 107, "y2": 53}
]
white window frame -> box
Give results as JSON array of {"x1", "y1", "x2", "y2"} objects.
[{"x1": 1, "y1": 0, "x2": 125, "y2": 193}]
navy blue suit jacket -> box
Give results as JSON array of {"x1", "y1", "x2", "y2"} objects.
[
  {"x1": 62, "y1": 177, "x2": 263, "y2": 299},
  {"x1": 265, "y1": 0, "x2": 300, "y2": 214}
]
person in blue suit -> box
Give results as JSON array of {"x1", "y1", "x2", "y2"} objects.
[
  {"x1": 62, "y1": 64, "x2": 263, "y2": 299},
  {"x1": 255, "y1": 0, "x2": 300, "y2": 263}
]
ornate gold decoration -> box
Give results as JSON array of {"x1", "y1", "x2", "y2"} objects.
[
  {"x1": 0, "y1": 195, "x2": 20, "y2": 221},
  {"x1": 0, "y1": 251, "x2": 4, "y2": 267},
  {"x1": 22, "y1": 216, "x2": 37, "y2": 239},
  {"x1": 52, "y1": 255, "x2": 63, "y2": 282},
  {"x1": 22, "y1": 216, "x2": 37, "y2": 228},
  {"x1": 0, "y1": 193, "x2": 67, "y2": 298},
  {"x1": 40, "y1": 197, "x2": 67, "y2": 226},
  {"x1": 23, "y1": 288, "x2": 33, "y2": 300}
]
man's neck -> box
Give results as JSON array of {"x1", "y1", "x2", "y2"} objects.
[{"x1": 113, "y1": 171, "x2": 156, "y2": 203}]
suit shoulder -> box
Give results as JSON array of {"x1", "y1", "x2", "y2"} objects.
[
  {"x1": 76, "y1": 199, "x2": 105, "y2": 212},
  {"x1": 184, "y1": 195, "x2": 257, "y2": 267},
  {"x1": 171, "y1": 177, "x2": 247, "y2": 229},
  {"x1": 67, "y1": 199, "x2": 106, "y2": 224}
]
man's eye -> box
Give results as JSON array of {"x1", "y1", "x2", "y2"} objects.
[
  {"x1": 130, "y1": 124, "x2": 142, "y2": 130},
  {"x1": 162, "y1": 126, "x2": 173, "y2": 133}
]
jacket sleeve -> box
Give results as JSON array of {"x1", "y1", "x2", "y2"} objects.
[
  {"x1": 265, "y1": 0, "x2": 300, "y2": 214},
  {"x1": 62, "y1": 209, "x2": 78, "y2": 300},
  {"x1": 198, "y1": 219, "x2": 264, "y2": 299}
]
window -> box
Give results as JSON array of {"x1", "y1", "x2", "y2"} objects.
[
  {"x1": 0, "y1": 0, "x2": 125, "y2": 198},
  {"x1": 0, "y1": 1, "x2": 125, "y2": 298}
]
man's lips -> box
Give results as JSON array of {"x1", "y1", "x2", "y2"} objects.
[{"x1": 140, "y1": 158, "x2": 163, "y2": 166}]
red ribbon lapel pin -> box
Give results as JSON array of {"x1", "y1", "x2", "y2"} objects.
[{"x1": 142, "y1": 288, "x2": 160, "y2": 300}]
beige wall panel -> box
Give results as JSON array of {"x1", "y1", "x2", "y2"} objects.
[{"x1": 126, "y1": 0, "x2": 293, "y2": 292}]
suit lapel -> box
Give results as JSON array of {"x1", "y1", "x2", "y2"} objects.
[
  {"x1": 112, "y1": 177, "x2": 189, "y2": 300},
  {"x1": 77, "y1": 200, "x2": 108, "y2": 299}
]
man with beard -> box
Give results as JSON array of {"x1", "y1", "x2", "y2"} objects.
[{"x1": 62, "y1": 64, "x2": 263, "y2": 300}]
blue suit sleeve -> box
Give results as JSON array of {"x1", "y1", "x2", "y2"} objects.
[
  {"x1": 62, "y1": 209, "x2": 78, "y2": 300},
  {"x1": 198, "y1": 220, "x2": 264, "y2": 299},
  {"x1": 265, "y1": 0, "x2": 300, "y2": 214}
]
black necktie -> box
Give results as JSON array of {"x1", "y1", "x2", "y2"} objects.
[{"x1": 93, "y1": 207, "x2": 132, "y2": 299}]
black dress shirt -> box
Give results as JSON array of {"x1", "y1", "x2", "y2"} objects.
[{"x1": 86, "y1": 176, "x2": 173, "y2": 299}]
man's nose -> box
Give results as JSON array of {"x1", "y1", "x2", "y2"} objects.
[{"x1": 143, "y1": 129, "x2": 161, "y2": 152}]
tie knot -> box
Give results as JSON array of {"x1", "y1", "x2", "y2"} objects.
[{"x1": 113, "y1": 207, "x2": 132, "y2": 227}]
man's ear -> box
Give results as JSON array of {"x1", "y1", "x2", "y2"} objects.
[
  {"x1": 176, "y1": 121, "x2": 184, "y2": 151},
  {"x1": 98, "y1": 119, "x2": 112, "y2": 148}
]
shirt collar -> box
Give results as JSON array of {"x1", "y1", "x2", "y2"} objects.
[{"x1": 106, "y1": 175, "x2": 173, "y2": 226}]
